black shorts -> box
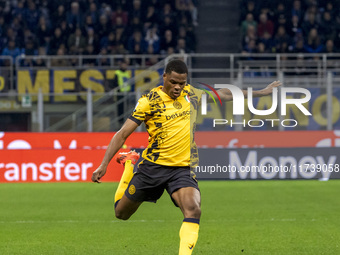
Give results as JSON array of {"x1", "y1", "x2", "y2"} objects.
[{"x1": 125, "y1": 159, "x2": 199, "y2": 207}]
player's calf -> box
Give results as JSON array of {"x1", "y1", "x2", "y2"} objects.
[
  {"x1": 114, "y1": 150, "x2": 141, "y2": 220},
  {"x1": 114, "y1": 150, "x2": 140, "y2": 205}
]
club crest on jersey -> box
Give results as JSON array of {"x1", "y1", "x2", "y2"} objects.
[
  {"x1": 173, "y1": 100, "x2": 182, "y2": 109},
  {"x1": 128, "y1": 184, "x2": 136, "y2": 195}
]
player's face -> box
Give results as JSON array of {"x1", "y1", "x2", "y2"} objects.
[{"x1": 162, "y1": 71, "x2": 187, "y2": 99}]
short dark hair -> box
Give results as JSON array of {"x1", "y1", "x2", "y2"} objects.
[{"x1": 165, "y1": 59, "x2": 188, "y2": 74}]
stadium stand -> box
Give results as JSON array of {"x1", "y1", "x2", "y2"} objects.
[
  {"x1": 240, "y1": 0, "x2": 340, "y2": 54},
  {"x1": 0, "y1": 0, "x2": 198, "y2": 66}
]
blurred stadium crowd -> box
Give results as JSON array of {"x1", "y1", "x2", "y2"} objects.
[
  {"x1": 240, "y1": 0, "x2": 340, "y2": 54},
  {"x1": 0, "y1": 0, "x2": 198, "y2": 66}
]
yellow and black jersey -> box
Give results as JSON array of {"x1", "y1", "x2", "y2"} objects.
[{"x1": 129, "y1": 84, "x2": 204, "y2": 167}]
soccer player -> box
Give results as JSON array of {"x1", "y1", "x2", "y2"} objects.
[{"x1": 91, "y1": 59, "x2": 281, "y2": 254}]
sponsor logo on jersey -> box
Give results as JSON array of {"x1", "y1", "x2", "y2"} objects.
[{"x1": 166, "y1": 110, "x2": 191, "y2": 120}]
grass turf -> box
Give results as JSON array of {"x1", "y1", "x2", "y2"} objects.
[{"x1": 0, "y1": 180, "x2": 339, "y2": 255}]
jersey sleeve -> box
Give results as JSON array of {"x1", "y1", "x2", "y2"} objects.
[
  {"x1": 189, "y1": 85, "x2": 206, "y2": 107},
  {"x1": 190, "y1": 85, "x2": 205, "y2": 101},
  {"x1": 128, "y1": 96, "x2": 150, "y2": 125}
]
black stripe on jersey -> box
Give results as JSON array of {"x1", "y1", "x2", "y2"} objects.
[{"x1": 128, "y1": 115, "x2": 142, "y2": 125}]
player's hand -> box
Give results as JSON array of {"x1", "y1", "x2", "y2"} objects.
[
  {"x1": 91, "y1": 165, "x2": 107, "y2": 183},
  {"x1": 261, "y1": 80, "x2": 282, "y2": 95}
]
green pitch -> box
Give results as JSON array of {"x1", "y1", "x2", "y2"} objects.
[{"x1": 1, "y1": 180, "x2": 339, "y2": 255}]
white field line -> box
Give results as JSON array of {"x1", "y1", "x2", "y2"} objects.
[{"x1": 0, "y1": 218, "x2": 319, "y2": 224}]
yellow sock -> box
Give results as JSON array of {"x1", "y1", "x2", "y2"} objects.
[
  {"x1": 114, "y1": 160, "x2": 134, "y2": 205},
  {"x1": 179, "y1": 218, "x2": 200, "y2": 255}
]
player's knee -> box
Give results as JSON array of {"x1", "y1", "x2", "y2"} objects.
[
  {"x1": 192, "y1": 206, "x2": 201, "y2": 219},
  {"x1": 115, "y1": 212, "x2": 130, "y2": 220},
  {"x1": 115, "y1": 209, "x2": 131, "y2": 221},
  {"x1": 184, "y1": 205, "x2": 201, "y2": 219}
]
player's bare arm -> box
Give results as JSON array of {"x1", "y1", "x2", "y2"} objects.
[
  {"x1": 91, "y1": 119, "x2": 139, "y2": 183},
  {"x1": 208, "y1": 80, "x2": 282, "y2": 102}
]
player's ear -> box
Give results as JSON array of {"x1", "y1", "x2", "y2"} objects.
[{"x1": 163, "y1": 72, "x2": 167, "y2": 80}]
